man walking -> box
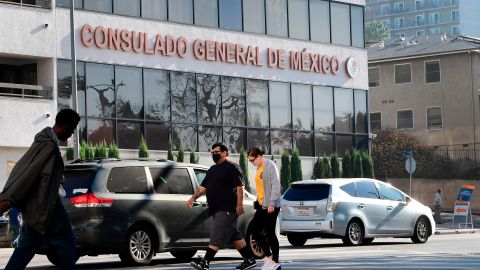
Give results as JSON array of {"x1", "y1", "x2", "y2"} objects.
[
  {"x1": 434, "y1": 188, "x2": 442, "y2": 224},
  {"x1": 0, "y1": 109, "x2": 80, "y2": 270},
  {"x1": 187, "y1": 142, "x2": 256, "y2": 270}
]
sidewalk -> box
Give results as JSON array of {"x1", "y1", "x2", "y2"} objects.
[{"x1": 434, "y1": 212, "x2": 480, "y2": 235}]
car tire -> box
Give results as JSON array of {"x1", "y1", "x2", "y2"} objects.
[
  {"x1": 362, "y1": 238, "x2": 374, "y2": 245},
  {"x1": 411, "y1": 217, "x2": 430, "y2": 244},
  {"x1": 245, "y1": 225, "x2": 265, "y2": 259},
  {"x1": 342, "y1": 219, "x2": 364, "y2": 246},
  {"x1": 46, "y1": 252, "x2": 79, "y2": 266},
  {"x1": 120, "y1": 226, "x2": 155, "y2": 266},
  {"x1": 287, "y1": 234, "x2": 307, "y2": 247},
  {"x1": 170, "y1": 250, "x2": 197, "y2": 260}
]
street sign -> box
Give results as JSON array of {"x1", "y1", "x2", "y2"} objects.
[
  {"x1": 401, "y1": 151, "x2": 411, "y2": 159},
  {"x1": 405, "y1": 157, "x2": 416, "y2": 174}
]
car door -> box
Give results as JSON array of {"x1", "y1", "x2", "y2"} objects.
[
  {"x1": 377, "y1": 182, "x2": 412, "y2": 235},
  {"x1": 355, "y1": 181, "x2": 388, "y2": 235},
  {"x1": 192, "y1": 168, "x2": 212, "y2": 243}
]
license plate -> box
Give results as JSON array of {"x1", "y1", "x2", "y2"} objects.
[{"x1": 297, "y1": 207, "x2": 310, "y2": 216}]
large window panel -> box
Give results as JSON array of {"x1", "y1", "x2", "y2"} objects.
[
  {"x1": 144, "y1": 69, "x2": 170, "y2": 121},
  {"x1": 194, "y1": 0, "x2": 218, "y2": 27},
  {"x1": 354, "y1": 90, "x2": 368, "y2": 134},
  {"x1": 172, "y1": 124, "x2": 197, "y2": 151},
  {"x1": 197, "y1": 74, "x2": 221, "y2": 124},
  {"x1": 310, "y1": 0, "x2": 330, "y2": 43},
  {"x1": 224, "y1": 127, "x2": 246, "y2": 154},
  {"x1": 266, "y1": 0, "x2": 288, "y2": 37},
  {"x1": 117, "y1": 121, "x2": 143, "y2": 149},
  {"x1": 356, "y1": 135, "x2": 368, "y2": 152},
  {"x1": 425, "y1": 60, "x2": 440, "y2": 83},
  {"x1": 288, "y1": 0, "x2": 309, "y2": 40},
  {"x1": 294, "y1": 131, "x2": 313, "y2": 156},
  {"x1": 315, "y1": 133, "x2": 334, "y2": 156},
  {"x1": 114, "y1": 0, "x2": 140, "y2": 17},
  {"x1": 397, "y1": 110, "x2": 413, "y2": 129},
  {"x1": 57, "y1": 0, "x2": 83, "y2": 8},
  {"x1": 427, "y1": 107, "x2": 442, "y2": 130},
  {"x1": 199, "y1": 125, "x2": 222, "y2": 152},
  {"x1": 336, "y1": 135, "x2": 353, "y2": 156},
  {"x1": 86, "y1": 63, "x2": 115, "y2": 118},
  {"x1": 246, "y1": 79, "x2": 269, "y2": 128},
  {"x1": 171, "y1": 71, "x2": 196, "y2": 123},
  {"x1": 87, "y1": 119, "x2": 115, "y2": 145},
  {"x1": 331, "y1": 2, "x2": 351, "y2": 46},
  {"x1": 395, "y1": 64, "x2": 411, "y2": 84},
  {"x1": 313, "y1": 86, "x2": 334, "y2": 132},
  {"x1": 370, "y1": 112, "x2": 381, "y2": 130},
  {"x1": 141, "y1": 0, "x2": 167, "y2": 20},
  {"x1": 271, "y1": 130, "x2": 292, "y2": 155},
  {"x1": 219, "y1": 0, "x2": 243, "y2": 31},
  {"x1": 351, "y1": 6, "x2": 364, "y2": 48},
  {"x1": 116, "y1": 66, "x2": 143, "y2": 119},
  {"x1": 84, "y1": 0, "x2": 112, "y2": 13},
  {"x1": 57, "y1": 60, "x2": 86, "y2": 117},
  {"x1": 369, "y1": 67, "x2": 380, "y2": 87},
  {"x1": 146, "y1": 122, "x2": 169, "y2": 150},
  {"x1": 247, "y1": 129, "x2": 270, "y2": 154},
  {"x1": 168, "y1": 0, "x2": 193, "y2": 24},
  {"x1": 222, "y1": 77, "x2": 246, "y2": 126},
  {"x1": 292, "y1": 84, "x2": 313, "y2": 130},
  {"x1": 243, "y1": 0, "x2": 266, "y2": 34},
  {"x1": 334, "y1": 88, "x2": 354, "y2": 133},
  {"x1": 269, "y1": 82, "x2": 291, "y2": 129}
]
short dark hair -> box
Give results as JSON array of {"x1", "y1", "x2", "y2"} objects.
[
  {"x1": 247, "y1": 147, "x2": 265, "y2": 157},
  {"x1": 211, "y1": 142, "x2": 228, "y2": 152},
  {"x1": 55, "y1": 109, "x2": 80, "y2": 127}
]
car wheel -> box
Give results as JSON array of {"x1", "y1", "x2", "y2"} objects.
[
  {"x1": 287, "y1": 234, "x2": 307, "y2": 247},
  {"x1": 245, "y1": 225, "x2": 265, "y2": 259},
  {"x1": 411, "y1": 217, "x2": 430, "y2": 244},
  {"x1": 47, "y1": 252, "x2": 79, "y2": 266},
  {"x1": 120, "y1": 226, "x2": 155, "y2": 265},
  {"x1": 362, "y1": 238, "x2": 374, "y2": 245},
  {"x1": 342, "y1": 219, "x2": 364, "y2": 246},
  {"x1": 170, "y1": 250, "x2": 197, "y2": 260}
]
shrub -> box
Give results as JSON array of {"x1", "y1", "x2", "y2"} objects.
[
  {"x1": 362, "y1": 152, "x2": 375, "y2": 178},
  {"x1": 330, "y1": 153, "x2": 340, "y2": 178},
  {"x1": 108, "y1": 141, "x2": 120, "y2": 158},
  {"x1": 138, "y1": 135, "x2": 149, "y2": 158},
  {"x1": 79, "y1": 140, "x2": 86, "y2": 160},
  {"x1": 85, "y1": 143, "x2": 95, "y2": 160},
  {"x1": 322, "y1": 157, "x2": 332, "y2": 178},
  {"x1": 66, "y1": 147, "x2": 74, "y2": 161},
  {"x1": 352, "y1": 149, "x2": 363, "y2": 178},
  {"x1": 167, "y1": 141, "x2": 174, "y2": 161},
  {"x1": 189, "y1": 151, "x2": 198, "y2": 164},
  {"x1": 177, "y1": 144, "x2": 184, "y2": 162},
  {"x1": 239, "y1": 148, "x2": 251, "y2": 193},
  {"x1": 291, "y1": 150, "x2": 303, "y2": 182},
  {"x1": 313, "y1": 156, "x2": 322, "y2": 179},
  {"x1": 280, "y1": 152, "x2": 291, "y2": 193},
  {"x1": 95, "y1": 140, "x2": 108, "y2": 159},
  {"x1": 342, "y1": 150, "x2": 352, "y2": 177}
]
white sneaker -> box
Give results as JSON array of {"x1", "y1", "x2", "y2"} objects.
[
  {"x1": 270, "y1": 262, "x2": 281, "y2": 270},
  {"x1": 261, "y1": 257, "x2": 273, "y2": 270}
]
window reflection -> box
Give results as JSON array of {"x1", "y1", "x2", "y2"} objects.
[
  {"x1": 271, "y1": 130, "x2": 292, "y2": 155},
  {"x1": 243, "y1": 0, "x2": 266, "y2": 34},
  {"x1": 171, "y1": 71, "x2": 196, "y2": 123},
  {"x1": 84, "y1": 0, "x2": 112, "y2": 13},
  {"x1": 246, "y1": 79, "x2": 269, "y2": 128},
  {"x1": 336, "y1": 135, "x2": 353, "y2": 156},
  {"x1": 87, "y1": 118, "x2": 115, "y2": 145},
  {"x1": 292, "y1": 84, "x2": 312, "y2": 130},
  {"x1": 172, "y1": 124, "x2": 197, "y2": 151},
  {"x1": 310, "y1": 0, "x2": 330, "y2": 43},
  {"x1": 247, "y1": 129, "x2": 270, "y2": 154},
  {"x1": 169, "y1": 0, "x2": 193, "y2": 24},
  {"x1": 114, "y1": 0, "x2": 140, "y2": 17},
  {"x1": 288, "y1": 0, "x2": 309, "y2": 40},
  {"x1": 222, "y1": 77, "x2": 246, "y2": 126},
  {"x1": 269, "y1": 82, "x2": 291, "y2": 129},
  {"x1": 86, "y1": 63, "x2": 115, "y2": 118},
  {"x1": 142, "y1": 0, "x2": 167, "y2": 20},
  {"x1": 331, "y1": 2, "x2": 351, "y2": 46},
  {"x1": 294, "y1": 131, "x2": 312, "y2": 156},
  {"x1": 313, "y1": 86, "x2": 334, "y2": 132},
  {"x1": 194, "y1": 0, "x2": 218, "y2": 27},
  {"x1": 117, "y1": 120, "x2": 143, "y2": 149},
  {"x1": 315, "y1": 133, "x2": 334, "y2": 156},
  {"x1": 334, "y1": 88, "x2": 354, "y2": 133},
  {"x1": 266, "y1": 0, "x2": 288, "y2": 37},
  {"x1": 224, "y1": 127, "x2": 246, "y2": 154},
  {"x1": 351, "y1": 6, "x2": 364, "y2": 48},
  {"x1": 146, "y1": 122, "x2": 169, "y2": 150},
  {"x1": 57, "y1": 60, "x2": 86, "y2": 117},
  {"x1": 197, "y1": 74, "x2": 221, "y2": 124},
  {"x1": 144, "y1": 69, "x2": 170, "y2": 121},
  {"x1": 354, "y1": 90, "x2": 368, "y2": 134},
  {"x1": 199, "y1": 126, "x2": 222, "y2": 152},
  {"x1": 356, "y1": 135, "x2": 368, "y2": 152},
  {"x1": 219, "y1": 0, "x2": 243, "y2": 31},
  {"x1": 116, "y1": 66, "x2": 143, "y2": 119}
]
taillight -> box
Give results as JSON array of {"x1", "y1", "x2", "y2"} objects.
[
  {"x1": 69, "y1": 193, "x2": 113, "y2": 207},
  {"x1": 326, "y1": 196, "x2": 337, "y2": 212}
]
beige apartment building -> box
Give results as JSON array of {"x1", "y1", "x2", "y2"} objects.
[{"x1": 368, "y1": 34, "x2": 480, "y2": 148}]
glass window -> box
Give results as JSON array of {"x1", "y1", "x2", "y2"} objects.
[
  {"x1": 57, "y1": 0, "x2": 83, "y2": 8},
  {"x1": 57, "y1": 60, "x2": 86, "y2": 117},
  {"x1": 194, "y1": 169, "x2": 207, "y2": 185},
  {"x1": 114, "y1": 0, "x2": 140, "y2": 17},
  {"x1": 452, "y1": 10, "x2": 459, "y2": 21},
  {"x1": 292, "y1": 84, "x2": 312, "y2": 130},
  {"x1": 309, "y1": 0, "x2": 330, "y2": 43},
  {"x1": 78, "y1": 118, "x2": 88, "y2": 144},
  {"x1": 146, "y1": 122, "x2": 169, "y2": 150},
  {"x1": 107, "y1": 167, "x2": 148, "y2": 194},
  {"x1": 63, "y1": 169, "x2": 96, "y2": 198},
  {"x1": 266, "y1": 0, "x2": 288, "y2": 37},
  {"x1": 141, "y1": 0, "x2": 167, "y2": 20},
  {"x1": 334, "y1": 88, "x2": 354, "y2": 133},
  {"x1": 427, "y1": 107, "x2": 442, "y2": 130},
  {"x1": 84, "y1": 0, "x2": 112, "y2": 13},
  {"x1": 168, "y1": 0, "x2": 193, "y2": 24},
  {"x1": 331, "y1": 2, "x2": 351, "y2": 46},
  {"x1": 394, "y1": 18, "x2": 404, "y2": 28},
  {"x1": 356, "y1": 181, "x2": 380, "y2": 199},
  {"x1": 197, "y1": 74, "x2": 221, "y2": 124},
  {"x1": 354, "y1": 90, "x2": 368, "y2": 134},
  {"x1": 395, "y1": 64, "x2": 411, "y2": 84},
  {"x1": 340, "y1": 182, "x2": 356, "y2": 196},
  {"x1": 115, "y1": 66, "x2": 143, "y2": 119},
  {"x1": 379, "y1": 183, "x2": 404, "y2": 201},
  {"x1": 425, "y1": 60, "x2": 440, "y2": 83},
  {"x1": 351, "y1": 6, "x2": 364, "y2": 48},
  {"x1": 380, "y1": 4, "x2": 389, "y2": 15},
  {"x1": 194, "y1": 0, "x2": 218, "y2": 27},
  {"x1": 313, "y1": 86, "x2": 334, "y2": 132},
  {"x1": 283, "y1": 183, "x2": 330, "y2": 201},
  {"x1": 415, "y1": 0, "x2": 424, "y2": 10},
  {"x1": 172, "y1": 124, "x2": 197, "y2": 151},
  {"x1": 416, "y1": 15, "x2": 425, "y2": 26},
  {"x1": 243, "y1": 0, "x2": 266, "y2": 34},
  {"x1": 397, "y1": 110, "x2": 413, "y2": 129},
  {"x1": 429, "y1": 13, "x2": 439, "y2": 24},
  {"x1": 315, "y1": 133, "x2": 334, "y2": 156},
  {"x1": 87, "y1": 119, "x2": 115, "y2": 145},
  {"x1": 288, "y1": 0, "x2": 309, "y2": 40},
  {"x1": 370, "y1": 112, "x2": 381, "y2": 130},
  {"x1": 144, "y1": 69, "x2": 170, "y2": 121},
  {"x1": 356, "y1": 135, "x2": 368, "y2": 152},
  {"x1": 117, "y1": 120, "x2": 143, "y2": 149},
  {"x1": 151, "y1": 168, "x2": 193, "y2": 195},
  {"x1": 294, "y1": 131, "x2": 312, "y2": 156},
  {"x1": 222, "y1": 77, "x2": 246, "y2": 126},
  {"x1": 269, "y1": 82, "x2": 291, "y2": 129},
  {"x1": 336, "y1": 135, "x2": 353, "y2": 155},
  {"x1": 86, "y1": 63, "x2": 115, "y2": 118},
  {"x1": 271, "y1": 130, "x2": 292, "y2": 155},
  {"x1": 247, "y1": 129, "x2": 270, "y2": 154},
  {"x1": 199, "y1": 125, "x2": 222, "y2": 152},
  {"x1": 224, "y1": 127, "x2": 246, "y2": 154},
  {"x1": 368, "y1": 67, "x2": 380, "y2": 87},
  {"x1": 394, "y1": 2, "x2": 404, "y2": 12},
  {"x1": 171, "y1": 71, "x2": 196, "y2": 123},
  {"x1": 430, "y1": 0, "x2": 439, "y2": 8},
  {"x1": 246, "y1": 79, "x2": 269, "y2": 128},
  {"x1": 219, "y1": 0, "x2": 243, "y2": 31}
]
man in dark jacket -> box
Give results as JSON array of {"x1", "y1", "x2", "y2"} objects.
[{"x1": 0, "y1": 109, "x2": 80, "y2": 270}]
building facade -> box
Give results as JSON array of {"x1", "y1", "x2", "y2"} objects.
[
  {"x1": 0, "y1": 0, "x2": 368, "y2": 187},
  {"x1": 365, "y1": 0, "x2": 480, "y2": 39}
]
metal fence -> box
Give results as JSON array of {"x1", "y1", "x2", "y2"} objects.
[{"x1": 428, "y1": 145, "x2": 480, "y2": 178}]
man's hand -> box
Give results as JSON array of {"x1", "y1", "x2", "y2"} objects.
[
  {"x1": 0, "y1": 201, "x2": 11, "y2": 214},
  {"x1": 187, "y1": 197, "x2": 195, "y2": 208},
  {"x1": 267, "y1": 206, "x2": 274, "y2": 214},
  {"x1": 236, "y1": 205, "x2": 244, "y2": 216}
]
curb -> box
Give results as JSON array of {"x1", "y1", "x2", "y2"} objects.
[{"x1": 435, "y1": 229, "x2": 480, "y2": 235}]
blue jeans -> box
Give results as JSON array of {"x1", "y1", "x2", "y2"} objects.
[{"x1": 5, "y1": 203, "x2": 76, "y2": 270}]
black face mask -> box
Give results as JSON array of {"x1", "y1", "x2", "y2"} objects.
[{"x1": 212, "y1": 153, "x2": 221, "y2": 164}]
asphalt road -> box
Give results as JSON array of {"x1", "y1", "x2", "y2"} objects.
[{"x1": 1, "y1": 234, "x2": 480, "y2": 269}]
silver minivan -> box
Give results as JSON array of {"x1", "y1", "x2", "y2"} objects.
[{"x1": 280, "y1": 178, "x2": 435, "y2": 246}]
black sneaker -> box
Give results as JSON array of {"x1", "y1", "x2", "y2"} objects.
[
  {"x1": 190, "y1": 256, "x2": 209, "y2": 270},
  {"x1": 236, "y1": 258, "x2": 257, "y2": 270}
]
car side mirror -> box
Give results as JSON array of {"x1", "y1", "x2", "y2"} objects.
[{"x1": 404, "y1": 197, "x2": 411, "y2": 204}]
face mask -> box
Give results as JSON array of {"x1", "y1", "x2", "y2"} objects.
[{"x1": 212, "y1": 153, "x2": 221, "y2": 163}]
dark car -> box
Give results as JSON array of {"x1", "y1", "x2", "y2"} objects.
[{"x1": 41, "y1": 159, "x2": 260, "y2": 266}]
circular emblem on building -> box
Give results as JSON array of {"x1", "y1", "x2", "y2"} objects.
[{"x1": 345, "y1": 57, "x2": 360, "y2": 79}]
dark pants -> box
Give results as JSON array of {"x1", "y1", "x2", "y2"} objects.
[
  {"x1": 250, "y1": 207, "x2": 280, "y2": 262},
  {"x1": 5, "y1": 203, "x2": 76, "y2": 270}
]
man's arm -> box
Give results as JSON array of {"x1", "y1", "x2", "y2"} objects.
[
  {"x1": 236, "y1": 185, "x2": 244, "y2": 215},
  {"x1": 187, "y1": 186, "x2": 206, "y2": 208}
]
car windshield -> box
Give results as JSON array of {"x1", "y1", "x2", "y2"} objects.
[
  {"x1": 62, "y1": 169, "x2": 97, "y2": 198},
  {"x1": 283, "y1": 183, "x2": 330, "y2": 201}
]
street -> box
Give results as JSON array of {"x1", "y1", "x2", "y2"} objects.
[{"x1": 1, "y1": 234, "x2": 479, "y2": 270}]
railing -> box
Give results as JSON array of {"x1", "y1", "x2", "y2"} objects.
[
  {"x1": 0, "y1": 82, "x2": 52, "y2": 99},
  {"x1": 0, "y1": 0, "x2": 50, "y2": 9},
  {"x1": 368, "y1": 1, "x2": 460, "y2": 19}
]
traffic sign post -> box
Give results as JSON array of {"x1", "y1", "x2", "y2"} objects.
[{"x1": 404, "y1": 151, "x2": 416, "y2": 196}]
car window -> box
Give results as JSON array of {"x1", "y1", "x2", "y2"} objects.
[
  {"x1": 356, "y1": 181, "x2": 380, "y2": 199},
  {"x1": 107, "y1": 167, "x2": 149, "y2": 194},
  {"x1": 194, "y1": 169, "x2": 207, "y2": 185},
  {"x1": 283, "y1": 184, "x2": 330, "y2": 201},
  {"x1": 340, "y1": 182, "x2": 356, "y2": 197},
  {"x1": 379, "y1": 183, "x2": 404, "y2": 201},
  {"x1": 150, "y1": 168, "x2": 194, "y2": 195},
  {"x1": 63, "y1": 169, "x2": 97, "y2": 198}
]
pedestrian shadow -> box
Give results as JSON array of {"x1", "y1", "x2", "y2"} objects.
[{"x1": 282, "y1": 240, "x2": 413, "y2": 249}]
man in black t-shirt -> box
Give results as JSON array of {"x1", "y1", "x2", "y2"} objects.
[{"x1": 187, "y1": 142, "x2": 256, "y2": 270}]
